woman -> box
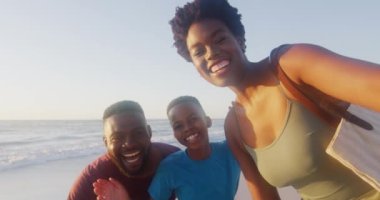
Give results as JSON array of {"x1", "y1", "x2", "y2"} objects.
[{"x1": 169, "y1": 0, "x2": 380, "y2": 199}]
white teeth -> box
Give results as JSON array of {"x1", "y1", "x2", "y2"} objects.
[
  {"x1": 210, "y1": 60, "x2": 229, "y2": 73},
  {"x1": 186, "y1": 133, "x2": 198, "y2": 142},
  {"x1": 126, "y1": 157, "x2": 139, "y2": 163},
  {"x1": 123, "y1": 151, "x2": 140, "y2": 163},
  {"x1": 123, "y1": 151, "x2": 139, "y2": 158}
]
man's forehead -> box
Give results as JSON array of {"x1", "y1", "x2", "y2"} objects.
[
  {"x1": 110, "y1": 111, "x2": 144, "y2": 120},
  {"x1": 105, "y1": 112, "x2": 146, "y2": 129}
]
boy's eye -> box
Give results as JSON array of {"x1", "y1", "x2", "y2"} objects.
[
  {"x1": 173, "y1": 123, "x2": 184, "y2": 131},
  {"x1": 189, "y1": 116, "x2": 199, "y2": 123}
]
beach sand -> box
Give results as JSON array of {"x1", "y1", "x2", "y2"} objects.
[
  {"x1": 0, "y1": 155, "x2": 300, "y2": 200},
  {"x1": 0, "y1": 155, "x2": 97, "y2": 200}
]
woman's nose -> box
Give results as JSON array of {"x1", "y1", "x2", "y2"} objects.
[{"x1": 206, "y1": 45, "x2": 220, "y2": 60}]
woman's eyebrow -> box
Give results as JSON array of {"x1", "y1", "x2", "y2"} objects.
[{"x1": 188, "y1": 28, "x2": 225, "y2": 50}]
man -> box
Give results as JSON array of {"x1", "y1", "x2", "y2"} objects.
[{"x1": 67, "y1": 100, "x2": 179, "y2": 200}]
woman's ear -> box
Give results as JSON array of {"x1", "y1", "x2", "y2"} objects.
[{"x1": 236, "y1": 36, "x2": 246, "y2": 51}]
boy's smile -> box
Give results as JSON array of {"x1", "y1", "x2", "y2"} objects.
[{"x1": 168, "y1": 102, "x2": 211, "y2": 151}]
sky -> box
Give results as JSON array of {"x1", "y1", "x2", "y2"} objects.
[{"x1": 0, "y1": 0, "x2": 379, "y2": 120}]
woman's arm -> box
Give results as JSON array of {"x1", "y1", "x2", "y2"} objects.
[
  {"x1": 279, "y1": 43, "x2": 380, "y2": 112},
  {"x1": 225, "y1": 109, "x2": 280, "y2": 200}
]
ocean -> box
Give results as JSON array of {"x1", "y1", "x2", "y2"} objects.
[
  {"x1": 0, "y1": 119, "x2": 301, "y2": 200},
  {"x1": 0, "y1": 119, "x2": 226, "y2": 172}
]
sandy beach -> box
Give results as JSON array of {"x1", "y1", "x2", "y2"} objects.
[
  {"x1": 0, "y1": 154, "x2": 300, "y2": 200},
  {"x1": 0, "y1": 155, "x2": 98, "y2": 200}
]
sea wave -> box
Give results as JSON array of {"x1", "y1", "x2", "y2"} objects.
[{"x1": 0, "y1": 119, "x2": 225, "y2": 172}]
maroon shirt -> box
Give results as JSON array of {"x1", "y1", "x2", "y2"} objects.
[{"x1": 67, "y1": 142, "x2": 179, "y2": 200}]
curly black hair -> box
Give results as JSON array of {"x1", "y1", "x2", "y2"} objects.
[{"x1": 170, "y1": 0, "x2": 246, "y2": 62}]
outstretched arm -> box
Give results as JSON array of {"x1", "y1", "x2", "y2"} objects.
[
  {"x1": 225, "y1": 108, "x2": 280, "y2": 200},
  {"x1": 279, "y1": 43, "x2": 380, "y2": 112},
  {"x1": 93, "y1": 178, "x2": 130, "y2": 200}
]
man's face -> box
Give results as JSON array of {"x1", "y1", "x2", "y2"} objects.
[{"x1": 103, "y1": 112, "x2": 151, "y2": 176}]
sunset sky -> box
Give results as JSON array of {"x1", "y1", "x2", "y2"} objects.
[{"x1": 1, "y1": 0, "x2": 379, "y2": 120}]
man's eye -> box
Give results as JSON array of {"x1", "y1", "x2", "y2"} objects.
[
  {"x1": 135, "y1": 131, "x2": 147, "y2": 138},
  {"x1": 110, "y1": 137, "x2": 120, "y2": 143},
  {"x1": 216, "y1": 37, "x2": 226, "y2": 44}
]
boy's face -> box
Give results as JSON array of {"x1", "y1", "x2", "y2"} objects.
[
  {"x1": 168, "y1": 102, "x2": 211, "y2": 149},
  {"x1": 186, "y1": 19, "x2": 246, "y2": 87},
  {"x1": 103, "y1": 112, "x2": 152, "y2": 176}
]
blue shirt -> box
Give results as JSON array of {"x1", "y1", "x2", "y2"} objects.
[{"x1": 148, "y1": 141, "x2": 240, "y2": 200}]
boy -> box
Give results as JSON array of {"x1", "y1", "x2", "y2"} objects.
[{"x1": 148, "y1": 96, "x2": 240, "y2": 200}]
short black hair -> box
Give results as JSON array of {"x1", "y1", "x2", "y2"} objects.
[
  {"x1": 167, "y1": 96, "x2": 205, "y2": 115},
  {"x1": 103, "y1": 100, "x2": 145, "y2": 120},
  {"x1": 170, "y1": 0, "x2": 246, "y2": 62}
]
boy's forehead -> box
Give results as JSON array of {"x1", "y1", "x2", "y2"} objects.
[{"x1": 169, "y1": 102, "x2": 204, "y2": 117}]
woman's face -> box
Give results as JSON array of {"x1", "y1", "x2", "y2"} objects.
[{"x1": 186, "y1": 19, "x2": 246, "y2": 87}]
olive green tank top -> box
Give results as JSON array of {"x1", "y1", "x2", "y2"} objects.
[{"x1": 244, "y1": 99, "x2": 373, "y2": 200}]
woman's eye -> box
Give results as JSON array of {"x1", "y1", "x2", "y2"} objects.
[
  {"x1": 192, "y1": 49, "x2": 204, "y2": 57},
  {"x1": 193, "y1": 52, "x2": 201, "y2": 57}
]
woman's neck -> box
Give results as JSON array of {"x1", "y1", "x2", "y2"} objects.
[
  {"x1": 229, "y1": 62, "x2": 261, "y2": 101},
  {"x1": 229, "y1": 60, "x2": 278, "y2": 104}
]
